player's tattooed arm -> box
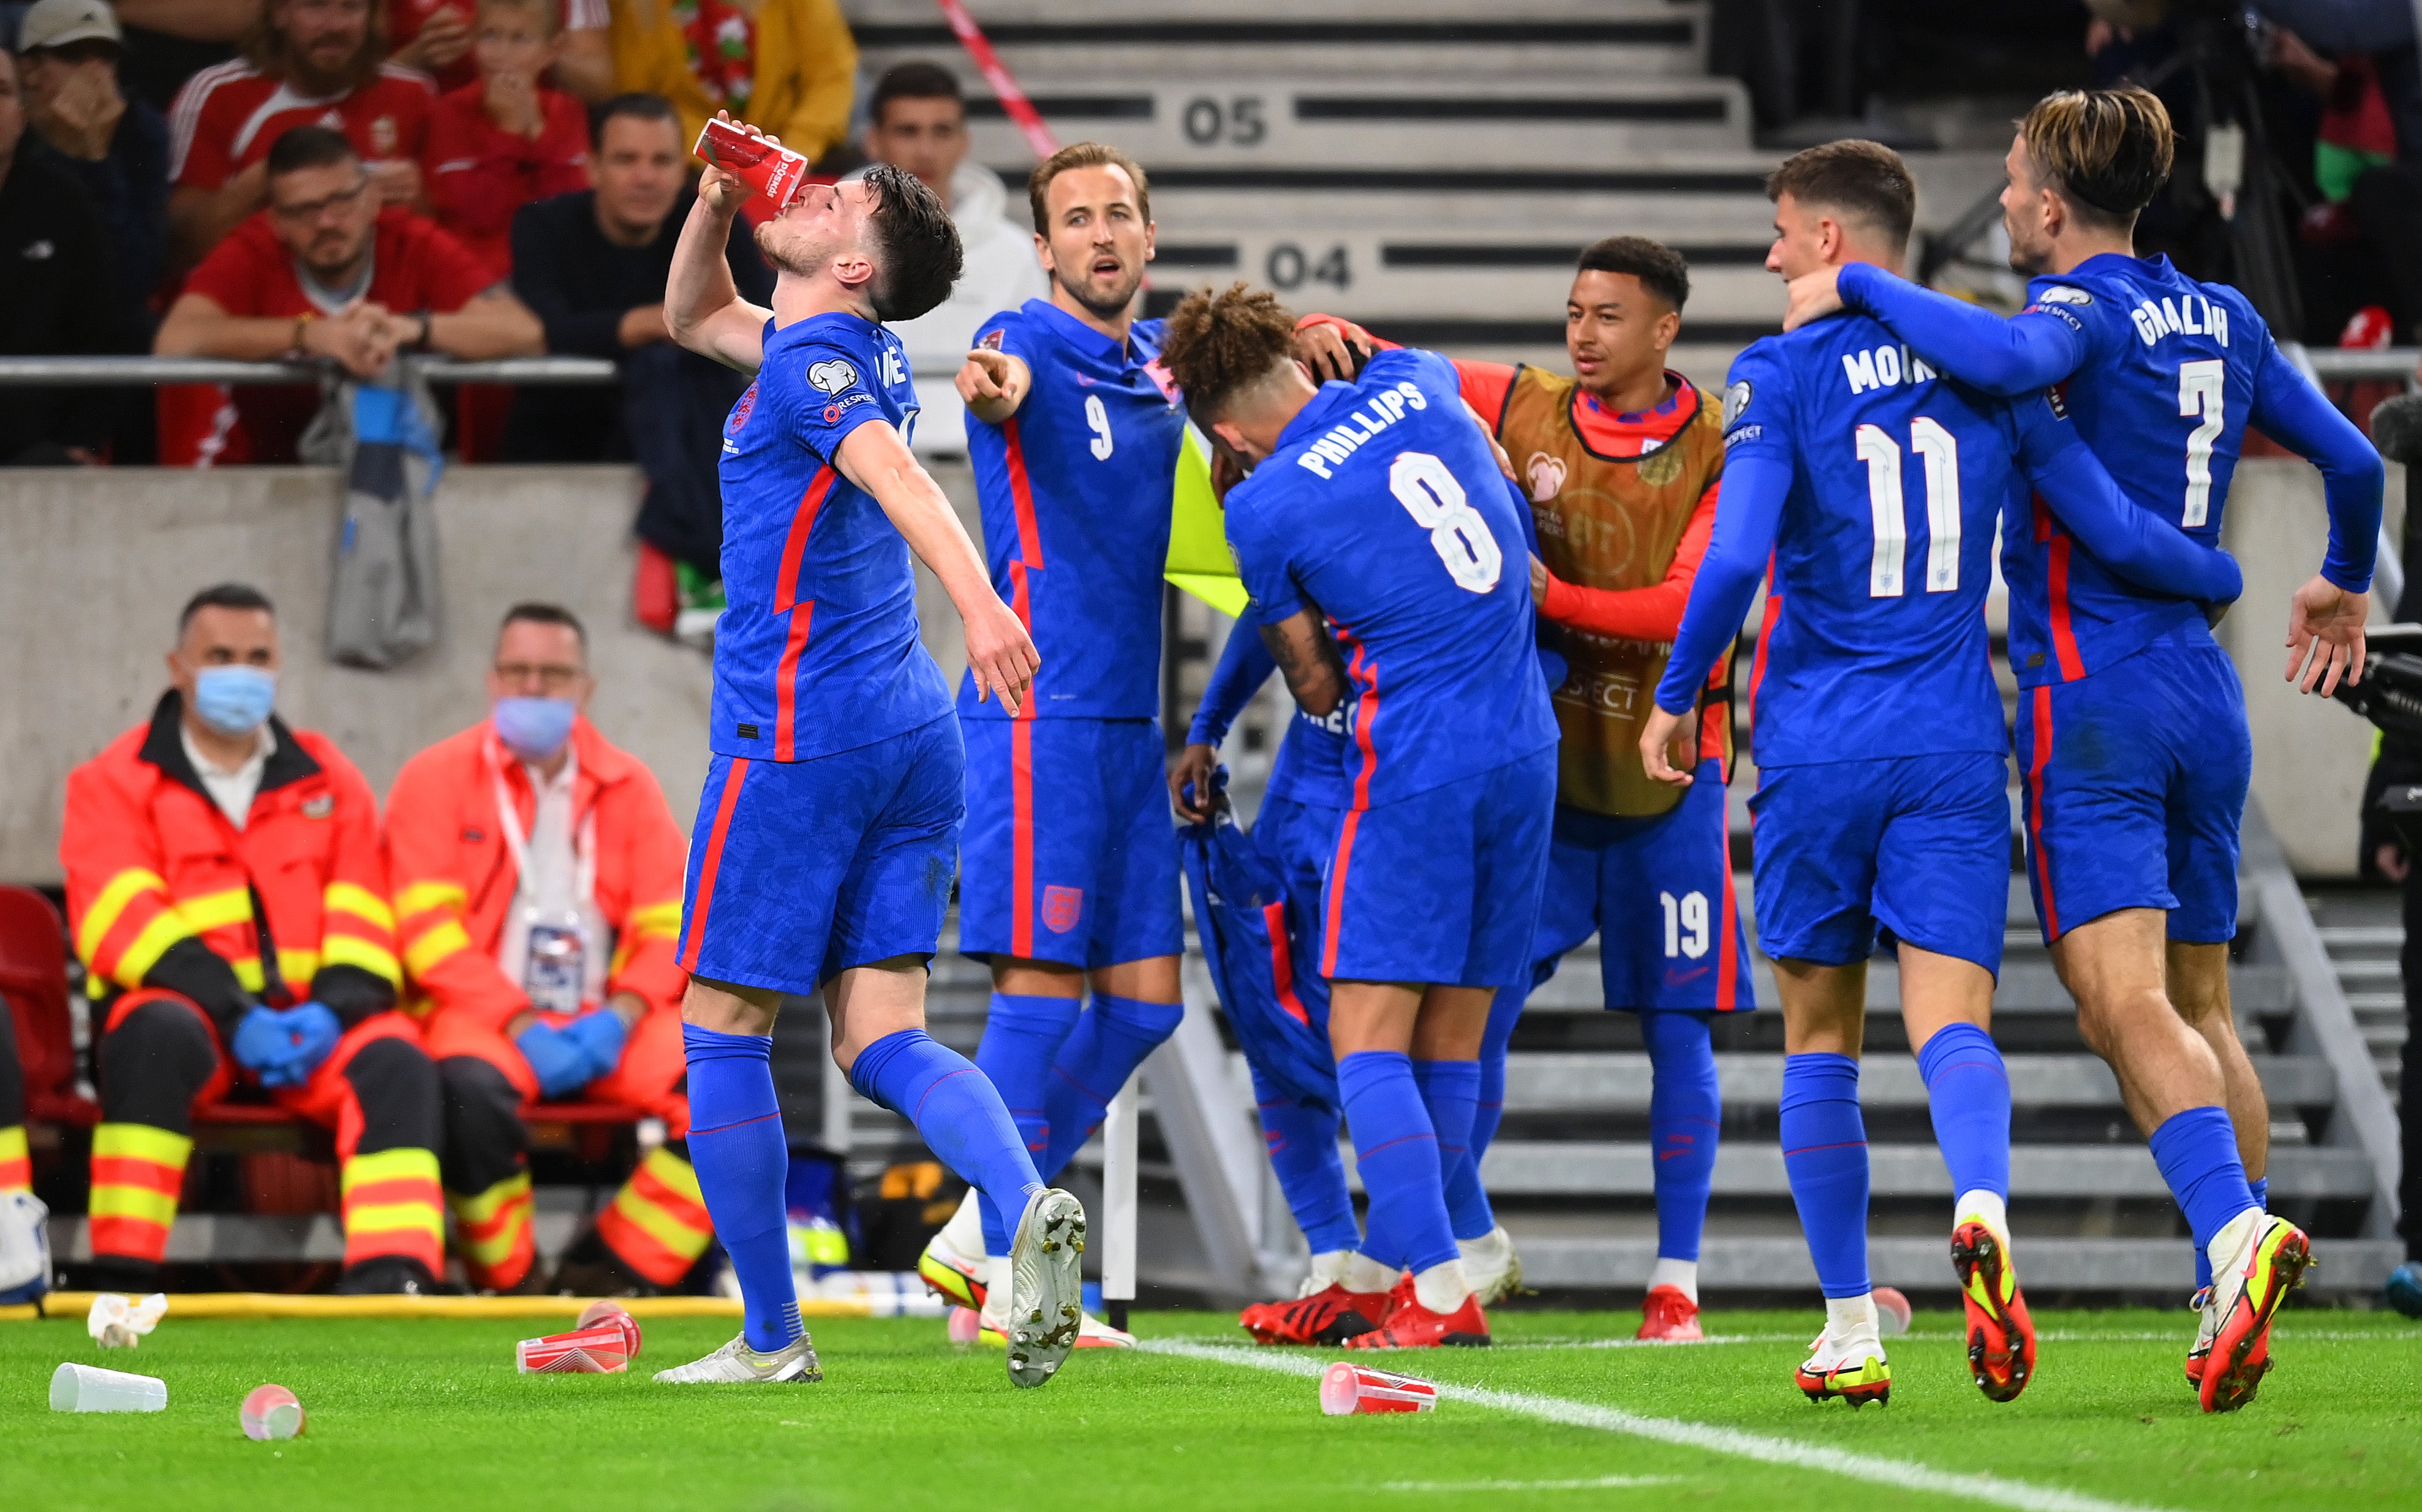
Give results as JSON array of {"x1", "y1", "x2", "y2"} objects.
[
  {"x1": 834, "y1": 420, "x2": 1040, "y2": 712},
  {"x1": 957, "y1": 348, "x2": 1032, "y2": 423},
  {"x1": 1258, "y1": 606, "x2": 1348, "y2": 718},
  {"x1": 666, "y1": 113, "x2": 775, "y2": 374}
]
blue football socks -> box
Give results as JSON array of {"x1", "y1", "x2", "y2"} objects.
[
  {"x1": 1915, "y1": 1021, "x2": 2012, "y2": 1208},
  {"x1": 1780, "y1": 1051, "x2": 1871, "y2": 1299},
  {"x1": 1443, "y1": 991, "x2": 1523, "y2": 1240},
  {"x1": 852, "y1": 1028, "x2": 1044, "y2": 1256},
  {"x1": 1643, "y1": 1011, "x2": 1721, "y2": 1263},
  {"x1": 1337, "y1": 1049, "x2": 1458, "y2": 1276},
  {"x1": 1038, "y1": 993, "x2": 1186, "y2": 1179},
  {"x1": 682, "y1": 1025, "x2": 801, "y2": 1352},
  {"x1": 1250, "y1": 1068, "x2": 1360, "y2": 1256},
  {"x1": 1413, "y1": 1059, "x2": 1485, "y2": 1241},
  {"x1": 971, "y1": 991, "x2": 1081, "y2": 1254},
  {"x1": 2148, "y1": 1105, "x2": 2257, "y2": 1255}
]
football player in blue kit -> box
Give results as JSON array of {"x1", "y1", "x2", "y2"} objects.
[
  {"x1": 1780, "y1": 87, "x2": 2383, "y2": 1412},
  {"x1": 1640, "y1": 140, "x2": 2244, "y2": 1407},
  {"x1": 653, "y1": 116, "x2": 1084, "y2": 1390},
  {"x1": 911, "y1": 143, "x2": 1183, "y2": 1351},
  {"x1": 1160, "y1": 283, "x2": 1561, "y2": 1348}
]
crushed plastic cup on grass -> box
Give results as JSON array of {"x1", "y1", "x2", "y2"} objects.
[
  {"x1": 51, "y1": 1361, "x2": 167, "y2": 1413},
  {"x1": 1874, "y1": 1286, "x2": 1912, "y2": 1336},
  {"x1": 86, "y1": 1291, "x2": 168, "y2": 1348},
  {"x1": 518, "y1": 1323, "x2": 634, "y2": 1374},
  {"x1": 576, "y1": 1299, "x2": 642, "y2": 1361},
  {"x1": 241, "y1": 1383, "x2": 306, "y2": 1440},
  {"x1": 1319, "y1": 1361, "x2": 1438, "y2": 1416}
]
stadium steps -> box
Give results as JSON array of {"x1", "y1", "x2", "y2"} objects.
[{"x1": 2307, "y1": 890, "x2": 2407, "y2": 1088}]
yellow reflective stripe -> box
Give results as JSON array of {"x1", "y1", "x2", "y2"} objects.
[
  {"x1": 89, "y1": 1184, "x2": 179, "y2": 1227},
  {"x1": 341, "y1": 1146, "x2": 440, "y2": 1195},
  {"x1": 320, "y1": 934, "x2": 401, "y2": 987},
  {"x1": 111, "y1": 909, "x2": 194, "y2": 988},
  {"x1": 0, "y1": 1126, "x2": 26, "y2": 1164},
  {"x1": 628, "y1": 901, "x2": 683, "y2": 938},
  {"x1": 609, "y1": 1186, "x2": 712, "y2": 1258},
  {"x1": 396, "y1": 881, "x2": 467, "y2": 919},
  {"x1": 177, "y1": 887, "x2": 254, "y2": 933},
  {"x1": 232, "y1": 956, "x2": 264, "y2": 992},
  {"x1": 640, "y1": 1145, "x2": 704, "y2": 1204},
  {"x1": 450, "y1": 1172, "x2": 531, "y2": 1225},
  {"x1": 459, "y1": 1217, "x2": 526, "y2": 1266},
  {"x1": 322, "y1": 881, "x2": 394, "y2": 932},
  {"x1": 277, "y1": 948, "x2": 320, "y2": 987},
  {"x1": 77, "y1": 868, "x2": 167, "y2": 963},
  {"x1": 402, "y1": 919, "x2": 472, "y2": 979},
  {"x1": 344, "y1": 1201, "x2": 446, "y2": 1239},
  {"x1": 94, "y1": 1123, "x2": 194, "y2": 1166}
]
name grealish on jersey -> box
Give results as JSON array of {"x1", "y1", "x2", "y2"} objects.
[
  {"x1": 1294, "y1": 378, "x2": 1432, "y2": 478},
  {"x1": 2031, "y1": 280, "x2": 2232, "y2": 350}
]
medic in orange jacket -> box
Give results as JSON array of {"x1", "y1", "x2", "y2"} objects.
[
  {"x1": 61, "y1": 585, "x2": 445, "y2": 1291},
  {"x1": 385, "y1": 604, "x2": 706, "y2": 1292}
]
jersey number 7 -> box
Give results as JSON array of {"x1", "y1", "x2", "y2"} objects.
[
  {"x1": 1390, "y1": 451, "x2": 1503, "y2": 593},
  {"x1": 1854, "y1": 418, "x2": 1961, "y2": 598}
]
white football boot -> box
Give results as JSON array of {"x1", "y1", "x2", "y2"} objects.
[
  {"x1": 918, "y1": 1187, "x2": 990, "y2": 1311},
  {"x1": 1002, "y1": 1187, "x2": 1087, "y2": 1388},
  {"x1": 653, "y1": 1331, "x2": 823, "y2": 1383},
  {"x1": 1457, "y1": 1225, "x2": 1523, "y2": 1307}
]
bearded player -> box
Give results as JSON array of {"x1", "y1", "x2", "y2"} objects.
[
  {"x1": 1643, "y1": 140, "x2": 2243, "y2": 1407},
  {"x1": 655, "y1": 116, "x2": 1084, "y2": 1389},
  {"x1": 1293, "y1": 237, "x2": 1749, "y2": 1342},
  {"x1": 1781, "y1": 88, "x2": 2382, "y2": 1410},
  {"x1": 912, "y1": 143, "x2": 1183, "y2": 1352}
]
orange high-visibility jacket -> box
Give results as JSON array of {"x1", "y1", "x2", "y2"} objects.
[
  {"x1": 61, "y1": 694, "x2": 402, "y2": 1031},
  {"x1": 385, "y1": 717, "x2": 687, "y2": 1031}
]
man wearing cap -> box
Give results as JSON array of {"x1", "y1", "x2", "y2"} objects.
[{"x1": 17, "y1": 0, "x2": 169, "y2": 335}]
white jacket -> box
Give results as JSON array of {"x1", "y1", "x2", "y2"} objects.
[{"x1": 852, "y1": 159, "x2": 1049, "y2": 455}]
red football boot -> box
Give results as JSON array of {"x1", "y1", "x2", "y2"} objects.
[
  {"x1": 2201, "y1": 1216, "x2": 2312, "y2": 1413},
  {"x1": 1342, "y1": 1290, "x2": 1490, "y2": 1348},
  {"x1": 1239, "y1": 1284, "x2": 1395, "y2": 1346},
  {"x1": 1637, "y1": 1284, "x2": 1704, "y2": 1342},
  {"x1": 1951, "y1": 1221, "x2": 2036, "y2": 1403}
]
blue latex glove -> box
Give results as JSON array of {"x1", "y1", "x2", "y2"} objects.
[
  {"x1": 277, "y1": 1002, "x2": 343, "y2": 1084},
  {"x1": 517, "y1": 1021, "x2": 592, "y2": 1099},
  {"x1": 558, "y1": 1009, "x2": 628, "y2": 1084},
  {"x1": 232, "y1": 1004, "x2": 341, "y2": 1088}
]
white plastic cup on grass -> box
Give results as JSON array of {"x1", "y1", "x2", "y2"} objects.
[{"x1": 51, "y1": 1361, "x2": 167, "y2": 1412}]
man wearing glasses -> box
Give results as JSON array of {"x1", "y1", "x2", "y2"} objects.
[
  {"x1": 383, "y1": 603, "x2": 709, "y2": 1295},
  {"x1": 153, "y1": 122, "x2": 538, "y2": 464}
]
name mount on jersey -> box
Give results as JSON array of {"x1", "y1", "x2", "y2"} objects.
[
  {"x1": 1295, "y1": 379, "x2": 1431, "y2": 479},
  {"x1": 1841, "y1": 344, "x2": 1937, "y2": 396},
  {"x1": 2128, "y1": 291, "x2": 2230, "y2": 349}
]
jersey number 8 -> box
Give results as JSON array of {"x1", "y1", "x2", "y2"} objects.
[{"x1": 1389, "y1": 451, "x2": 1502, "y2": 593}]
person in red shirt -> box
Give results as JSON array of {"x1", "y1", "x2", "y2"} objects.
[
  {"x1": 152, "y1": 123, "x2": 541, "y2": 464},
  {"x1": 421, "y1": 0, "x2": 588, "y2": 280},
  {"x1": 388, "y1": 0, "x2": 611, "y2": 101},
  {"x1": 166, "y1": 0, "x2": 434, "y2": 266}
]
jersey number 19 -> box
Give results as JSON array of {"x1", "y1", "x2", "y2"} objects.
[{"x1": 1389, "y1": 451, "x2": 1502, "y2": 593}]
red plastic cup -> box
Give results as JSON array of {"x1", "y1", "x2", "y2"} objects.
[
  {"x1": 695, "y1": 118, "x2": 812, "y2": 213},
  {"x1": 1318, "y1": 1361, "x2": 1438, "y2": 1416},
  {"x1": 576, "y1": 1299, "x2": 642, "y2": 1362},
  {"x1": 240, "y1": 1383, "x2": 306, "y2": 1440},
  {"x1": 516, "y1": 1323, "x2": 633, "y2": 1374}
]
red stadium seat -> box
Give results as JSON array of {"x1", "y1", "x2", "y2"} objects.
[{"x1": 0, "y1": 884, "x2": 96, "y2": 1126}]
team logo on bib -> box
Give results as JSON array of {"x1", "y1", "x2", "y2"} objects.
[
  {"x1": 1722, "y1": 380, "x2": 1752, "y2": 429},
  {"x1": 1041, "y1": 885, "x2": 1084, "y2": 935},
  {"x1": 300, "y1": 794, "x2": 334, "y2": 819},
  {"x1": 807, "y1": 359, "x2": 858, "y2": 394},
  {"x1": 1524, "y1": 453, "x2": 1566, "y2": 503}
]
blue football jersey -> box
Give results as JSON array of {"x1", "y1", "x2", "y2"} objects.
[
  {"x1": 961, "y1": 300, "x2": 1187, "y2": 720},
  {"x1": 1224, "y1": 347, "x2": 1558, "y2": 808},
  {"x1": 2002, "y1": 254, "x2": 2267, "y2": 684},
  {"x1": 712, "y1": 312, "x2": 951, "y2": 762},
  {"x1": 1719, "y1": 317, "x2": 2017, "y2": 767}
]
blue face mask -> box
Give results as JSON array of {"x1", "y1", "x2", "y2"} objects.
[
  {"x1": 192, "y1": 665, "x2": 277, "y2": 737},
  {"x1": 494, "y1": 696, "x2": 578, "y2": 761}
]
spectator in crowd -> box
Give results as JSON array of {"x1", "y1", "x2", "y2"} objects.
[
  {"x1": 421, "y1": 0, "x2": 590, "y2": 279},
  {"x1": 853, "y1": 61, "x2": 1044, "y2": 453},
  {"x1": 153, "y1": 124, "x2": 541, "y2": 465},
  {"x1": 388, "y1": 0, "x2": 614, "y2": 101},
  {"x1": 0, "y1": 47, "x2": 140, "y2": 465},
  {"x1": 608, "y1": 0, "x2": 856, "y2": 170},
  {"x1": 61, "y1": 583, "x2": 443, "y2": 1295},
  {"x1": 167, "y1": 0, "x2": 436, "y2": 266},
  {"x1": 385, "y1": 602, "x2": 707, "y2": 1295},
  {"x1": 17, "y1": 0, "x2": 171, "y2": 330}
]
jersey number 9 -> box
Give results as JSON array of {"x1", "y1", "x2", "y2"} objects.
[
  {"x1": 1085, "y1": 394, "x2": 1114, "y2": 460},
  {"x1": 1389, "y1": 450, "x2": 1502, "y2": 593}
]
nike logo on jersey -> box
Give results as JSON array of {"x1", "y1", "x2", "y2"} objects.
[
  {"x1": 2126, "y1": 291, "x2": 2231, "y2": 348},
  {"x1": 1841, "y1": 344, "x2": 1937, "y2": 396},
  {"x1": 1294, "y1": 380, "x2": 1431, "y2": 479}
]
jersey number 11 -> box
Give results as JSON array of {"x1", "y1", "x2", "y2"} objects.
[{"x1": 1855, "y1": 418, "x2": 1962, "y2": 598}]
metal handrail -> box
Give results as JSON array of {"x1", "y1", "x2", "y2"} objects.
[{"x1": 0, "y1": 355, "x2": 619, "y2": 386}]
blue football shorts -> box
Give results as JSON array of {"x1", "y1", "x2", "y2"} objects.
[
  {"x1": 1530, "y1": 759, "x2": 1756, "y2": 1012},
  {"x1": 957, "y1": 715, "x2": 1184, "y2": 969},
  {"x1": 678, "y1": 713, "x2": 963, "y2": 996},
  {"x1": 1748, "y1": 750, "x2": 2012, "y2": 974},
  {"x1": 2015, "y1": 636, "x2": 2249, "y2": 945}
]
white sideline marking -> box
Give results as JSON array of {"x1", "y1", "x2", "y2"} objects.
[
  {"x1": 1145, "y1": 1340, "x2": 2183, "y2": 1512},
  {"x1": 1382, "y1": 1476, "x2": 1678, "y2": 1492}
]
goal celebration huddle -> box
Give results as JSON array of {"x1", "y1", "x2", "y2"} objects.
[{"x1": 654, "y1": 83, "x2": 2379, "y2": 1415}]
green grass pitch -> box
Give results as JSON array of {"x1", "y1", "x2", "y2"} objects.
[{"x1": 7, "y1": 1307, "x2": 2420, "y2": 1510}]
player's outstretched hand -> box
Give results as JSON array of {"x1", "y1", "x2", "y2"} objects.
[
  {"x1": 957, "y1": 347, "x2": 1030, "y2": 421},
  {"x1": 2285, "y1": 573, "x2": 2367, "y2": 696},
  {"x1": 1638, "y1": 705, "x2": 1694, "y2": 789},
  {"x1": 1782, "y1": 266, "x2": 1846, "y2": 333},
  {"x1": 1292, "y1": 318, "x2": 1370, "y2": 382},
  {"x1": 1169, "y1": 743, "x2": 1218, "y2": 823},
  {"x1": 964, "y1": 593, "x2": 1039, "y2": 715}
]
